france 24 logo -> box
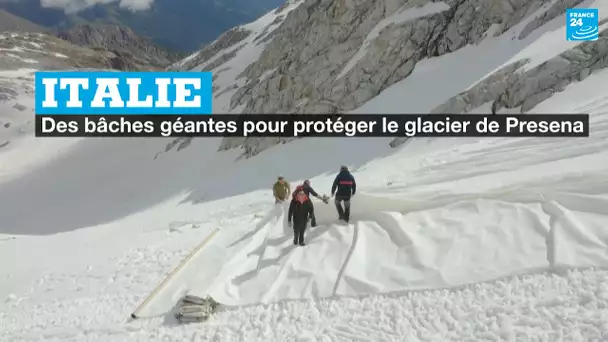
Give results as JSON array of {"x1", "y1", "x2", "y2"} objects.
[{"x1": 566, "y1": 8, "x2": 599, "y2": 41}]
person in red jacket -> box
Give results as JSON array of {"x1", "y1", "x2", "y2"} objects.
[
  {"x1": 292, "y1": 180, "x2": 326, "y2": 227},
  {"x1": 288, "y1": 187, "x2": 314, "y2": 246}
]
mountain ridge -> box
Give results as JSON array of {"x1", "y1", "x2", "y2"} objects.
[
  {"x1": 0, "y1": 0, "x2": 287, "y2": 52},
  {"x1": 166, "y1": 0, "x2": 607, "y2": 158},
  {"x1": 56, "y1": 23, "x2": 184, "y2": 70}
]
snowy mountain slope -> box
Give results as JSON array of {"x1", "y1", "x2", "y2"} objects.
[
  {"x1": 56, "y1": 23, "x2": 184, "y2": 70},
  {"x1": 351, "y1": 0, "x2": 608, "y2": 115},
  {"x1": 0, "y1": 32, "x2": 121, "y2": 181},
  {"x1": 1, "y1": 0, "x2": 608, "y2": 341},
  {"x1": 168, "y1": 0, "x2": 608, "y2": 158},
  {"x1": 0, "y1": 69, "x2": 83, "y2": 182},
  {"x1": 0, "y1": 30, "x2": 174, "y2": 182},
  {"x1": 1, "y1": 67, "x2": 607, "y2": 340}
]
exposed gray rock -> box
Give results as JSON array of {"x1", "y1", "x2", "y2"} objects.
[
  {"x1": 12, "y1": 103, "x2": 27, "y2": 111},
  {"x1": 166, "y1": 0, "x2": 604, "y2": 158},
  {"x1": 154, "y1": 137, "x2": 192, "y2": 159},
  {"x1": 166, "y1": 27, "x2": 251, "y2": 72},
  {"x1": 218, "y1": 136, "x2": 298, "y2": 156},
  {"x1": 56, "y1": 23, "x2": 182, "y2": 70},
  {"x1": 0, "y1": 85, "x2": 18, "y2": 100},
  {"x1": 217, "y1": 0, "x2": 564, "y2": 157},
  {"x1": 493, "y1": 30, "x2": 608, "y2": 113},
  {"x1": 216, "y1": 84, "x2": 239, "y2": 98},
  {"x1": 0, "y1": 32, "x2": 146, "y2": 71},
  {"x1": 389, "y1": 29, "x2": 608, "y2": 147},
  {"x1": 0, "y1": 30, "x2": 171, "y2": 118},
  {"x1": 431, "y1": 59, "x2": 530, "y2": 114},
  {"x1": 520, "y1": 90, "x2": 553, "y2": 113},
  {"x1": 518, "y1": 0, "x2": 584, "y2": 40},
  {"x1": 254, "y1": 15, "x2": 285, "y2": 44},
  {"x1": 439, "y1": 29, "x2": 608, "y2": 114},
  {"x1": 204, "y1": 44, "x2": 246, "y2": 72},
  {"x1": 579, "y1": 68, "x2": 590, "y2": 81},
  {"x1": 217, "y1": 136, "x2": 248, "y2": 152}
]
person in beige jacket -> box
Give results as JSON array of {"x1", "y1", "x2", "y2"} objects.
[{"x1": 273, "y1": 176, "x2": 291, "y2": 203}]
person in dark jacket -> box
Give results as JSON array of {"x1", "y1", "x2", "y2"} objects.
[
  {"x1": 292, "y1": 180, "x2": 324, "y2": 227},
  {"x1": 288, "y1": 188, "x2": 314, "y2": 246},
  {"x1": 331, "y1": 165, "x2": 356, "y2": 223}
]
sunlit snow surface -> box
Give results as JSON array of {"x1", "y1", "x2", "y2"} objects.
[{"x1": 1, "y1": 1, "x2": 608, "y2": 341}]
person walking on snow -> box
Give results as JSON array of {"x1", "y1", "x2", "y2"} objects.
[
  {"x1": 331, "y1": 165, "x2": 356, "y2": 223},
  {"x1": 292, "y1": 180, "x2": 327, "y2": 227},
  {"x1": 273, "y1": 175, "x2": 291, "y2": 204},
  {"x1": 288, "y1": 187, "x2": 314, "y2": 246}
]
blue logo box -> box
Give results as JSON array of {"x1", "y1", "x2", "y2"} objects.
[
  {"x1": 35, "y1": 71, "x2": 213, "y2": 115},
  {"x1": 566, "y1": 8, "x2": 599, "y2": 41}
]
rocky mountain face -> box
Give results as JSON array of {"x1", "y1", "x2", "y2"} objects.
[
  {"x1": 0, "y1": 0, "x2": 286, "y2": 52},
  {"x1": 0, "y1": 30, "x2": 169, "y2": 116},
  {"x1": 389, "y1": 28, "x2": 608, "y2": 147},
  {"x1": 0, "y1": 26, "x2": 183, "y2": 149},
  {"x1": 0, "y1": 32, "x2": 137, "y2": 72},
  {"x1": 228, "y1": 0, "x2": 585, "y2": 114},
  {"x1": 168, "y1": 0, "x2": 608, "y2": 158},
  {"x1": 56, "y1": 24, "x2": 183, "y2": 70}
]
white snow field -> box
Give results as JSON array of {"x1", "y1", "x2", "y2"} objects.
[
  {"x1": 2, "y1": 2, "x2": 608, "y2": 342},
  {"x1": 0, "y1": 69, "x2": 85, "y2": 182}
]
